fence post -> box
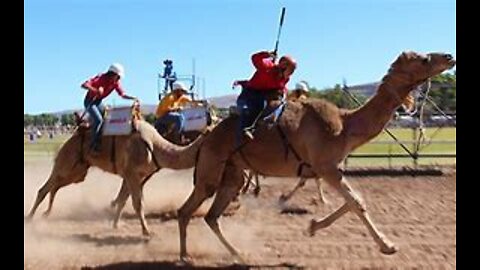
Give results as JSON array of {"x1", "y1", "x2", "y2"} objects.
[
  {"x1": 388, "y1": 143, "x2": 392, "y2": 169},
  {"x1": 413, "y1": 125, "x2": 418, "y2": 170}
]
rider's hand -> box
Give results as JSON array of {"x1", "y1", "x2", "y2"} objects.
[
  {"x1": 232, "y1": 81, "x2": 239, "y2": 89},
  {"x1": 97, "y1": 87, "x2": 104, "y2": 95},
  {"x1": 269, "y1": 51, "x2": 277, "y2": 59}
]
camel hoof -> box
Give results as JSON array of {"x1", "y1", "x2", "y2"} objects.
[
  {"x1": 233, "y1": 254, "x2": 247, "y2": 265},
  {"x1": 25, "y1": 215, "x2": 33, "y2": 223},
  {"x1": 380, "y1": 243, "x2": 398, "y2": 255},
  {"x1": 319, "y1": 199, "x2": 329, "y2": 206},
  {"x1": 179, "y1": 254, "x2": 193, "y2": 265},
  {"x1": 253, "y1": 187, "x2": 261, "y2": 197},
  {"x1": 110, "y1": 200, "x2": 117, "y2": 208},
  {"x1": 42, "y1": 211, "x2": 51, "y2": 218},
  {"x1": 142, "y1": 230, "x2": 153, "y2": 238},
  {"x1": 279, "y1": 194, "x2": 288, "y2": 203}
]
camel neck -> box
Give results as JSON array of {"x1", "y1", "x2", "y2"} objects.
[{"x1": 344, "y1": 74, "x2": 412, "y2": 149}]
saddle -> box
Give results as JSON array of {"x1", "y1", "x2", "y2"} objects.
[{"x1": 74, "y1": 104, "x2": 142, "y2": 136}]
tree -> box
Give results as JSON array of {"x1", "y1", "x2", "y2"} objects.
[
  {"x1": 24, "y1": 114, "x2": 34, "y2": 127},
  {"x1": 309, "y1": 84, "x2": 367, "y2": 109},
  {"x1": 426, "y1": 72, "x2": 456, "y2": 113},
  {"x1": 60, "y1": 114, "x2": 75, "y2": 126}
]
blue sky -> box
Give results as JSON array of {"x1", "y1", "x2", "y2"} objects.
[{"x1": 24, "y1": 0, "x2": 456, "y2": 114}]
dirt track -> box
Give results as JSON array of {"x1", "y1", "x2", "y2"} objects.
[{"x1": 24, "y1": 159, "x2": 456, "y2": 269}]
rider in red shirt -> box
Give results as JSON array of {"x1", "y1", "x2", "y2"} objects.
[
  {"x1": 234, "y1": 50, "x2": 297, "y2": 141},
  {"x1": 81, "y1": 63, "x2": 137, "y2": 152}
]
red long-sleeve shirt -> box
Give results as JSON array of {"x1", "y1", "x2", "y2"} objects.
[
  {"x1": 242, "y1": 51, "x2": 289, "y2": 94},
  {"x1": 83, "y1": 73, "x2": 126, "y2": 100}
]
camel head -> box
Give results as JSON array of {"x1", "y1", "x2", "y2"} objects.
[
  {"x1": 390, "y1": 51, "x2": 456, "y2": 85},
  {"x1": 385, "y1": 51, "x2": 455, "y2": 111}
]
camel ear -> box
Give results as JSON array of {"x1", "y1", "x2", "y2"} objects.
[{"x1": 400, "y1": 51, "x2": 412, "y2": 61}]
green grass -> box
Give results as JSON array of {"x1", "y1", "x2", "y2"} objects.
[
  {"x1": 348, "y1": 127, "x2": 455, "y2": 167},
  {"x1": 24, "y1": 134, "x2": 71, "y2": 159},
  {"x1": 24, "y1": 127, "x2": 456, "y2": 166},
  {"x1": 355, "y1": 127, "x2": 455, "y2": 154}
]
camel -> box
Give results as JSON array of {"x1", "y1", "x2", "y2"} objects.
[
  {"x1": 26, "y1": 119, "x2": 207, "y2": 236},
  {"x1": 175, "y1": 51, "x2": 455, "y2": 263}
]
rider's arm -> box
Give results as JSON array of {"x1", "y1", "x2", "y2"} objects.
[
  {"x1": 251, "y1": 51, "x2": 275, "y2": 71},
  {"x1": 115, "y1": 83, "x2": 137, "y2": 100},
  {"x1": 81, "y1": 75, "x2": 100, "y2": 93}
]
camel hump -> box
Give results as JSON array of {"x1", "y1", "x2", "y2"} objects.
[{"x1": 301, "y1": 99, "x2": 343, "y2": 135}]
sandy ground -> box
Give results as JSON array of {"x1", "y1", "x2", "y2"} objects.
[{"x1": 24, "y1": 158, "x2": 456, "y2": 269}]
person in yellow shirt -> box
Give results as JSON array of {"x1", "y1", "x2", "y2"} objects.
[
  {"x1": 154, "y1": 82, "x2": 192, "y2": 135},
  {"x1": 287, "y1": 81, "x2": 310, "y2": 101}
]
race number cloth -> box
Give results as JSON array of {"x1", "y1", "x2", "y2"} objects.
[
  {"x1": 181, "y1": 107, "x2": 208, "y2": 132},
  {"x1": 102, "y1": 106, "x2": 133, "y2": 136}
]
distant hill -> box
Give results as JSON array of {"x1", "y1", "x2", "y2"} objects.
[
  {"x1": 38, "y1": 94, "x2": 238, "y2": 117},
  {"x1": 346, "y1": 82, "x2": 381, "y2": 97},
  {"x1": 207, "y1": 94, "x2": 237, "y2": 109}
]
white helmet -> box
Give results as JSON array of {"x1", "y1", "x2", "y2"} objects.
[
  {"x1": 172, "y1": 82, "x2": 188, "y2": 92},
  {"x1": 108, "y1": 63, "x2": 125, "y2": 78},
  {"x1": 295, "y1": 81, "x2": 309, "y2": 92}
]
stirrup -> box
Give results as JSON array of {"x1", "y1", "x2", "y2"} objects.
[
  {"x1": 242, "y1": 125, "x2": 256, "y2": 140},
  {"x1": 243, "y1": 129, "x2": 254, "y2": 140}
]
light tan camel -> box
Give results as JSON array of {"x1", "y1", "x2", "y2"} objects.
[
  {"x1": 176, "y1": 51, "x2": 455, "y2": 263},
  {"x1": 26, "y1": 119, "x2": 206, "y2": 236}
]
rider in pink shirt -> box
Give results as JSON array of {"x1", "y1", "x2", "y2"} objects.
[{"x1": 81, "y1": 63, "x2": 137, "y2": 152}]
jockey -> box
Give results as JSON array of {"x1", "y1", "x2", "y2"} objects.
[
  {"x1": 81, "y1": 63, "x2": 138, "y2": 152},
  {"x1": 233, "y1": 50, "x2": 297, "y2": 141},
  {"x1": 287, "y1": 81, "x2": 310, "y2": 101},
  {"x1": 154, "y1": 81, "x2": 192, "y2": 137}
]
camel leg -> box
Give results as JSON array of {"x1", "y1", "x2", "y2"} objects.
[
  {"x1": 111, "y1": 179, "x2": 129, "y2": 209},
  {"x1": 112, "y1": 179, "x2": 130, "y2": 229},
  {"x1": 42, "y1": 183, "x2": 66, "y2": 217},
  {"x1": 310, "y1": 170, "x2": 397, "y2": 255},
  {"x1": 27, "y1": 162, "x2": 89, "y2": 220},
  {"x1": 125, "y1": 176, "x2": 150, "y2": 236},
  {"x1": 177, "y1": 186, "x2": 212, "y2": 263},
  {"x1": 336, "y1": 179, "x2": 397, "y2": 254},
  {"x1": 309, "y1": 202, "x2": 349, "y2": 235},
  {"x1": 315, "y1": 178, "x2": 328, "y2": 204},
  {"x1": 26, "y1": 176, "x2": 55, "y2": 219},
  {"x1": 253, "y1": 173, "x2": 261, "y2": 196},
  {"x1": 240, "y1": 170, "x2": 252, "y2": 194},
  {"x1": 204, "y1": 165, "x2": 246, "y2": 263},
  {"x1": 279, "y1": 177, "x2": 307, "y2": 203}
]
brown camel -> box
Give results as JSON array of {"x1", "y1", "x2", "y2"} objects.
[
  {"x1": 26, "y1": 119, "x2": 206, "y2": 236},
  {"x1": 176, "y1": 51, "x2": 455, "y2": 263}
]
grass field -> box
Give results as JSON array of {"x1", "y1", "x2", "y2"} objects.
[{"x1": 24, "y1": 127, "x2": 456, "y2": 166}]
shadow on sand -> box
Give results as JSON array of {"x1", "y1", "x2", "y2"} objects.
[
  {"x1": 81, "y1": 261, "x2": 303, "y2": 270},
  {"x1": 70, "y1": 233, "x2": 151, "y2": 246}
]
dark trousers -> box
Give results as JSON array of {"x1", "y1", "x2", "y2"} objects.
[{"x1": 235, "y1": 88, "x2": 282, "y2": 144}]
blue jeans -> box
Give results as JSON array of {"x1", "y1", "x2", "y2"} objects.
[
  {"x1": 84, "y1": 97, "x2": 104, "y2": 149},
  {"x1": 155, "y1": 112, "x2": 185, "y2": 135}
]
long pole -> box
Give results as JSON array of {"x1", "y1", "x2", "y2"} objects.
[{"x1": 273, "y1": 7, "x2": 286, "y2": 61}]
